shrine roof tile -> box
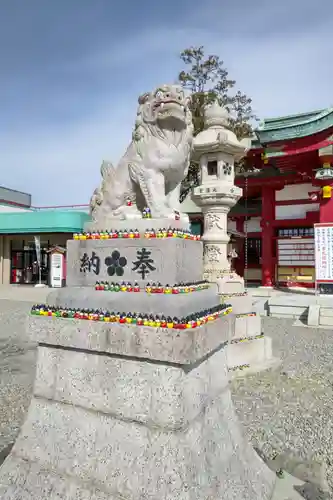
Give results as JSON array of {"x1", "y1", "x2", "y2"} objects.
[{"x1": 254, "y1": 107, "x2": 333, "y2": 143}]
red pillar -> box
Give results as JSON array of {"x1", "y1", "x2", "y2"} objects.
[{"x1": 260, "y1": 187, "x2": 275, "y2": 286}]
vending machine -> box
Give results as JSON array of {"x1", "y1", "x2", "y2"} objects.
[{"x1": 48, "y1": 246, "x2": 66, "y2": 288}]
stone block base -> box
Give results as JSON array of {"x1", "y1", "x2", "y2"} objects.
[
  {"x1": 27, "y1": 315, "x2": 232, "y2": 365},
  {"x1": 216, "y1": 273, "x2": 245, "y2": 295},
  {"x1": 220, "y1": 288, "x2": 279, "y2": 375},
  {"x1": 233, "y1": 314, "x2": 261, "y2": 339},
  {"x1": 225, "y1": 313, "x2": 278, "y2": 374},
  {"x1": 0, "y1": 341, "x2": 277, "y2": 500},
  {"x1": 47, "y1": 285, "x2": 220, "y2": 318},
  {"x1": 227, "y1": 336, "x2": 273, "y2": 369},
  {"x1": 319, "y1": 306, "x2": 333, "y2": 326},
  {"x1": 268, "y1": 296, "x2": 310, "y2": 320},
  {"x1": 66, "y1": 238, "x2": 204, "y2": 288},
  {"x1": 225, "y1": 294, "x2": 253, "y2": 315}
]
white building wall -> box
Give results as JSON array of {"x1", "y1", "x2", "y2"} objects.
[
  {"x1": 276, "y1": 203, "x2": 319, "y2": 220},
  {"x1": 0, "y1": 204, "x2": 31, "y2": 213},
  {"x1": 275, "y1": 183, "x2": 319, "y2": 201},
  {"x1": 275, "y1": 183, "x2": 320, "y2": 220}
]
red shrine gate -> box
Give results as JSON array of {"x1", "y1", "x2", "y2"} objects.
[{"x1": 232, "y1": 107, "x2": 333, "y2": 289}]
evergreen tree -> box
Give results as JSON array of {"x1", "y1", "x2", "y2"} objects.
[{"x1": 178, "y1": 46, "x2": 257, "y2": 200}]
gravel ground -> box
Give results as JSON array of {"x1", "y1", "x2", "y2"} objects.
[
  {"x1": 231, "y1": 317, "x2": 333, "y2": 493},
  {"x1": 0, "y1": 301, "x2": 36, "y2": 451},
  {"x1": 0, "y1": 301, "x2": 332, "y2": 492}
]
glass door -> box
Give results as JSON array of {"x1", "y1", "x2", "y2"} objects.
[{"x1": 11, "y1": 250, "x2": 49, "y2": 285}]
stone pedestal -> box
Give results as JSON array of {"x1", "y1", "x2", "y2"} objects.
[
  {"x1": 216, "y1": 272, "x2": 245, "y2": 295},
  {"x1": 66, "y1": 237, "x2": 203, "y2": 289},
  {"x1": 0, "y1": 316, "x2": 277, "y2": 500},
  {"x1": 223, "y1": 294, "x2": 280, "y2": 376},
  {"x1": 0, "y1": 231, "x2": 301, "y2": 499}
]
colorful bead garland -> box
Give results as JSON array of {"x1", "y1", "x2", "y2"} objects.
[
  {"x1": 94, "y1": 280, "x2": 209, "y2": 293},
  {"x1": 228, "y1": 364, "x2": 250, "y2": 372},
  {"x1": 129, "y1": 205, "x2": 179, "y2": 221},
  {"x1": 30, "y1": 304, "x2": 232, "y2": 330},
  {"x1": 73, "y1": 228, "x2": 200, "y2": 241},
  {"x1": 143, "y1": 228, "x2": 199, "y2": 240},
  {"x1": 230, "y1": 334, "x2": 264, "y2": 344},
  {"x1": 142, "y1": 207, "x2": 152, "y2": 219},
  {"x1": 221, "y1": 292, "x2": 248, "y2": 299},
  {"x1": 235, "y1": 313, "x2": 256, "y2": 318}
]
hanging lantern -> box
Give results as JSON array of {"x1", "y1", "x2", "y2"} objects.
[
  {"x1": 322, "y1": 185, "x2": 332, "y2": 199},
  {"x1": 261, "y1": 152, "x2": 269, "y2": 164},
  {"x1": 315, "y1": 165, "x2": 333, "y2": 179}
]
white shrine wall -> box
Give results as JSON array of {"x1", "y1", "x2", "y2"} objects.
[
  {"x1": 276, "y1": 203, "x2": 319, "y2": 220},
  {"x1": 275, "y1": 183, "x2": 320, "y2": 220},
  {"x1": 275, "y1": 183, "x2": 318, "y2": 201}
]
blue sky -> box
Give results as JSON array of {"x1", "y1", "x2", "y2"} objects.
[{"x1": 0, "y1": 0, "x2": 332, "y2": 206}]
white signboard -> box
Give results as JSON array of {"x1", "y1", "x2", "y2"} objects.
[
  {"x1": 314, "y1": 223, "x2": 333, "y2": 283},
  {"x1": 34, "y1": 235, "x2": 42, "y2": 285},
  {"x1": 50, "y1": 253, "x2": 63, "y2": 288},
  {"x1": 34, "y1": 236, "x2": 41, "y2": 264},
  {"x1": 277, "y1": 238, "x2": 315, "y2": 266}
]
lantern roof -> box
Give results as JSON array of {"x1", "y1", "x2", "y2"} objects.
[{"x1": 192, "y1": 101, "x2": 249, "y2": 161}]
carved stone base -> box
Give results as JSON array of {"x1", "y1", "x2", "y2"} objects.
[
  {"x1": 203, "y1": 266, "x2": 245, "y2": 294},
  {"x1": 66, "y1": 238, "x2": 204, "y2": 288},
  {"x1": 216, "y1": 272, "x2": 245, "y2": 295}
]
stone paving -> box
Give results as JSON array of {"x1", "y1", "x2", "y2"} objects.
[{"x1": 0, "y1": 300, "x2": 332, "y2": 493}]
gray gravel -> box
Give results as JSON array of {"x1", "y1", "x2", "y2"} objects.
[
  {"x1": 0, "y1": 301, "x2": 332, "y2": 492},
  {"x1": 231, "y1": 317, "x2": 333, "y2": 493},
  {"x1": 0, "y1": 300, "x2": 36, "y2": 451}
]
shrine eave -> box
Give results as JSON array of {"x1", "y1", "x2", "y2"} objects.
[
  {"x1": 263, "y1": 137, "x2": 333, "y2": 160},
  {"x1": 255, "y1": 107, "x2": 333, "y2": 143}
]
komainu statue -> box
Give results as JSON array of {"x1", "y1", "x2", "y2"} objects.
[{"x1": 89, "y1": 84, "x2": 193, "y2": 221}]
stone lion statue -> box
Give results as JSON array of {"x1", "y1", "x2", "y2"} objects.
[{"x1": 89, "y1": 84, "x2": 193, "y2": 221}]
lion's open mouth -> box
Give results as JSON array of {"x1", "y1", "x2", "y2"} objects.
[{"x1": 154, "y1": 99, "x2": 184, "y2": 110}]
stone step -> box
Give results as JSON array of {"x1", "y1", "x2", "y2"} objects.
[
  {"x1": 319, "y1": 315, "x2": 333, "y2": 326},
  {"x1": 319, "y1": 307, "x2": 333, "y2": 318},
  {"x1": 252, "y1": 298, "x2": 269, "y2": 316},
  {"x1": 269, "y1": 305, "x2": 308, "y2": 319}
]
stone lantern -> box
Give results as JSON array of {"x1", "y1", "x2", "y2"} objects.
[{"x1": 192, "y1": 101, "x2": 249, "y2": 294}]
